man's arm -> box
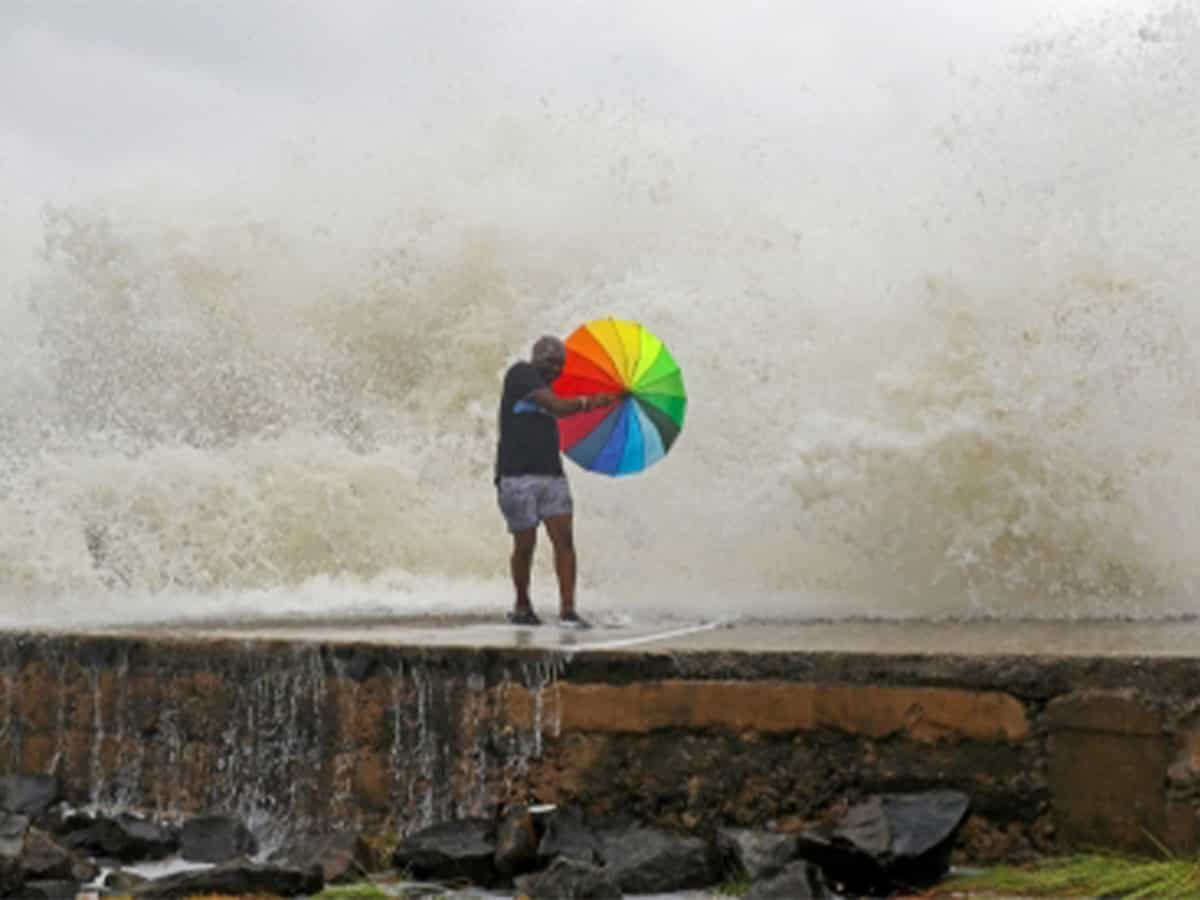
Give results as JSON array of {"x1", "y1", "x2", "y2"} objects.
[{"x1": 530, "y1": 388, "x2": 619, "y2": 418}]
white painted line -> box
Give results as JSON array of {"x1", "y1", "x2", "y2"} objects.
[{"x1": 569, "y1": 618, "x2": 733, "y2": 653}]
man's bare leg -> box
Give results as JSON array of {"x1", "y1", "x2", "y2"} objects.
[
  {"x1": 510, "y1": 527, "x2": 537, "y2": 614},
  {"x1": 543, "y1": 514, "x2": 577, "y2": 618}
]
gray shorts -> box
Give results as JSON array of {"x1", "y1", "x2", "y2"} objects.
[{"x1": 497, "y1": 475, "x2": 573, "y2": 533}]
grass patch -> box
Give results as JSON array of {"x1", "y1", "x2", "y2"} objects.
[
  {"x1": 711, "y1": 872, "x2": 753, "y2": 896},
  {"x1": 314, "y1": 883, "x2": 393, "y2": 900},
  {"x1": 314, "y1": 881, "x2": 466, "y2": 899},
  {"x1": 945, "y1": 853, "x2": 1200, "y2": 898}
]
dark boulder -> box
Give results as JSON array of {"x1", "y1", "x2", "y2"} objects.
[
  {"x1": 273, "y1": 831, "x2": 373, "y2": 885},
  {"x1": 494, "y1": 805, "x2": 539, "y2": 878},
  {"x1": 879, "y1": 790, "x2": 970, "y2": 860},
  {"x1": 796, "y1": 790, "x2": 970, "y2": 894},
  {"x1": 745, "y1": 860, "x2": 828, "y2": 899},
  {"x1": 716, "y1": 827, "x2": 799, "y2": 880},
  {"x1": 0, "y1": 812, "x2": 29, "y2": 895},
  {"x1": 116, "y1": 814, "x2": 179, "y2": 860},
  {"x1": 61, "y1": 813, "x2": 177, "y2": 862},
  {"x1": 18, "y1": 880, "x2": 81, "y2": 899},
  {"x1": 20, "y1": 828, "x2": 98, "y2": 883},
  {"x1": 0, "y1": 775, "x2": 59, "y2": 818},
  {"x1": 104, "y1": 868, "x2": 149, "y2": 891},
  {"x1": 392, "y1": 818, "x2": 497, "y2": 886},
  {"x1": 536, "y1": 807, "x2": 603, "y2": 867},
  {"x1": 179, "y1": 814, "x2": 257, "y2": 863},
  {"x1": 598, "y1": 825, "x2": 717, "y2": 894},
  {"x1": 0, "y1": 812, "x2": 28, "y2": 857},
  {"x1": 515, "y1": 856, "x2": 623, "y2": 899},
  {"x1": 131, "y1": 860, "x2": 323, "y2": 898}
]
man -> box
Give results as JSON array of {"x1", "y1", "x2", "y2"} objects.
[{"x1": 495, "y1": 336, "x2": 618, "y2": 627}]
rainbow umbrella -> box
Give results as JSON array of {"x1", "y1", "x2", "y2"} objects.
[{"x1": 553, "y1": 318, "x2": 686, "y2": 477}]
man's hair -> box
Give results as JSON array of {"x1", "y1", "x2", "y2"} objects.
[{"x1": 531, "y1": 335, "x2": 566, "y2": 366}]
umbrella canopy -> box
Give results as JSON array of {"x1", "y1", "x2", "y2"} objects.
[{"x1": 553, "y1": 318, "x2": 686, "y2": 476}]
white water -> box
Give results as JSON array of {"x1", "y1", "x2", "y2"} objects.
[{"x1": 2, "y1": 1, "x2": 1200, "y2": 626}]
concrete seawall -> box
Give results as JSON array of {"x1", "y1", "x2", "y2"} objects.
[{"x1": 2, "y1": 619, "x2": 1199, "y2": 861}]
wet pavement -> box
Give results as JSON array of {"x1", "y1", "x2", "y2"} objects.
[{"x1": 95, "y1": 615, "x2": 1200, "y2": 658}]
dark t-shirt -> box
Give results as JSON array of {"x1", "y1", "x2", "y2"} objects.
[{"x1": 495, "y1": 361, "x2": 564, "y2": 482}]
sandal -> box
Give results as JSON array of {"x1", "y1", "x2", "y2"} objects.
[
  {"x1": 507, "y1": 608, "x2": 543, "y2": 626},
  {"x1": 559, "y1": 612, "x2": 592, "y2": 630}
]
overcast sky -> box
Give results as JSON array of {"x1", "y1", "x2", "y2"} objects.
[{"x1": 1, "y1": 0, "x2": 1156, "y2": 197}]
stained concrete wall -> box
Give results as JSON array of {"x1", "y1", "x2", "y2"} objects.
[{"x1": 1, "y1": 631, "x2": 1198, "y2": 861}]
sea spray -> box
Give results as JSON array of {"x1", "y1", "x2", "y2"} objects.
[{"x1": 0, "y1": 3, "x2": 1198, "y2": 621}]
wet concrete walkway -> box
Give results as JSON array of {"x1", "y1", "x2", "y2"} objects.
[{"x1": 95, "y1": 615, "x2": 1200, "y2": 658}]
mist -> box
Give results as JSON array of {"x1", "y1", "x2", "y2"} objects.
[{"x1": 2, "y1": 0, "x2": 1197, "y2": 627}]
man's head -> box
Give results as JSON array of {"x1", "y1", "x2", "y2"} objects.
[{"x1": 531, "y1": 335, "x2": 566, "y2": 380}]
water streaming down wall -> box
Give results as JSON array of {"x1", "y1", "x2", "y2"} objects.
[{"x1": 0, "y1": 633, "x2": 564, "y2": 845}]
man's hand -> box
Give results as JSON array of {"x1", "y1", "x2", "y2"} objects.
[{"x1": 531, "y1": 388, "x2": 621, "y2": 418}]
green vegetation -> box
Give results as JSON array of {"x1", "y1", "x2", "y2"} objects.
[
  {"x1": 946, "y1": 853, "x2": 1200, "y2": 898},
  {"x1": 711, "y1": 872, "x2": 753, "y2": 896},
  {"x1": 313, "y1": 883, "x2": 393, "y2": 900}
]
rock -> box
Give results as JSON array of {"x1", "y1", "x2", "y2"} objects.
[
  {"x1": 599, "y1": 825, "x2": 717, "y2": 894},
  {"x1": 716, "y1": 827, "x2": 798, "y2": 880},
  {"x1": 61, "y1": 813, "x2": 177, "y2": 862},
  {"x1": 60, "y1": 815, "x2": 119, "y2": 858},
  {"x1": 179, "y1": 814, "x2": 257, "y2": 863},
  {"x1": 844, "y1": 790, "x2": 969, "y2": 886},
  {"x1": 494, "y1": 805, "x2": 539, "y2": 878},
  {"x1": 0, "y1": 775, "x2": 60, "y2": 817},
  {"x1": 31, "y1": 805, "x2": 71, "y2": 838},
  {"x1": 274, "y1": 831, "x2": 373, "y2": 884},
  {"x1": 104, "y1": 868, "x2": 148, "y2": 891},
  {"x1": 796, "y1": 790, "x2": 970, "y2": 894},
  {"x1": 745, "y1": 860, "x2": 828, "y2": 899},
  {"x1": 131, "y1": 860, "x2": 323, "y2": 898},
  {"x1": 515, "y1": 856, "x2": 622, "y2": 899},
  {"x1": 20, "y1": 828, "x2": 98, "y2": 883},
  {"x1": 392, "y1": 818, "x2": 497, "y2": 886},
  {"x1": 881, "y1": 790, "x2": 971, "y2": 861},
  {"x1": 18, "y1": 880, "x2": 81, "y2": 899},
  {"x1": 793, "y1": 828, "x2": 883, "y2": 896},
  {"x1": 536, "y1": 807, "x2": 603, "y2": 867},
  {"x1": 0, "y1": 812, "x2": 28, "y2": 857},
  {"x1": 0, "y1": 812, "x2": 29, "y2": 895},
  {"x1": 115, "y1": 814, "x2": 178, "y2": 860}
]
